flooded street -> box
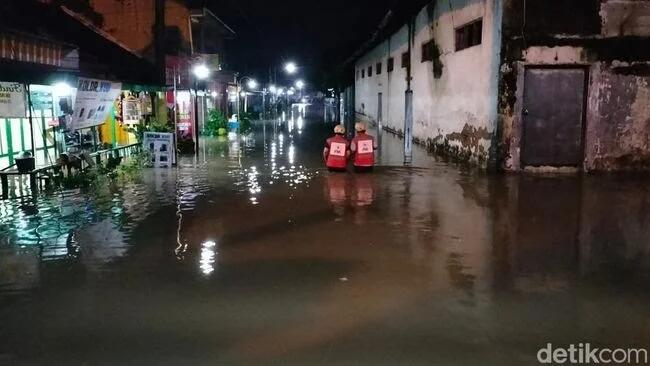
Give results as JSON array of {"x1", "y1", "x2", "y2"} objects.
[{"x1": 1, "y1": 116, "x2": 649, "y2": 365}]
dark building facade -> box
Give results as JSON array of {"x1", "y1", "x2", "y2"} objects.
[{"x1": 351, "y1": 0, "x2": 650, "y2": 172}]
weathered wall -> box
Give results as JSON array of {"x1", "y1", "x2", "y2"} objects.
[
  {"x1": 586, "y1": 65, "x2": 650, "y2": 170},
  {"x1": 498, "y1": 0, "x2": 650, "y2": 172},
  {"x1": 90, "y1": 0, "x2": 192, "y2": 60},
  {"x1": 355, "y1": 0, "x2": 502, "y2": 166}
]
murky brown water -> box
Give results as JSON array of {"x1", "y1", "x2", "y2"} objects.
[{"x1": 1, "y1": 117, "x2": 649, "y2": 365}]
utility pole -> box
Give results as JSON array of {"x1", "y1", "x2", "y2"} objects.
[
  {"x1": 154, "y1": 0, "x2": 166, "y2": 84},
  {"x1": 404, "y1": 17, "x2": 414, "y2": 165},
  {"x1": 262, "y1": 89, "x2": 266, "y2": 120}
]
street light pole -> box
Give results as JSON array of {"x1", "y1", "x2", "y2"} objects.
[
  {"x1": 192, "y1": 63, "x2": 210, "y2": 155},
  {"x1": 194, "y1": 80, "x2": 200, "y2": 154}
]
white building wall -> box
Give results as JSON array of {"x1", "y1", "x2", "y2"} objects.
[{"x1": 355, "y1": 0, "x2": 502, "y2": 164}]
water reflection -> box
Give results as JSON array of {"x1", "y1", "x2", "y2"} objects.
[
  {"x1": 0, "y1": 118, "x2": 649, "y2": 365},
  {"x1": 199, "y1": 240, "x2": 218, "y2": 275}
]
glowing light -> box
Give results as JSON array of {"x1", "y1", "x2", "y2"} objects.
[
  {"x1": 247, "y1": 79, "x2": 258, "y2": 90},
  {"x1": 269, "y1": 85, "x2": 277, "y2": 94},
  {"x1": 295, "y1": 80, "x2": 305, "y2": 89},
  {"x1": 284, "y1": 62, "x2": 297, "y2": 74},
  {"x1": 193, "y1": 64, "x2": 210, "y2": 79},
  {"x1": 211, "y1": 91, "x2": 218, "y2": 98},
  {"x1": 199, "y1": 240, "x2": 217, "y2": 275},
  {"x1": 287, "y1": 89, "x2": 295, "y2": 96},
  {"x1": 52, "y1": 82, "x2": 72, "y2": 96}
]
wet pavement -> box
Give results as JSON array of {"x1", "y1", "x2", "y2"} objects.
[{"x1": 1, "y1": 113, "x2": 649, "y2": 365}]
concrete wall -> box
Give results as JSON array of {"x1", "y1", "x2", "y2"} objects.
[
  {"x1": 90, "y1": 0, "x2": 192, "y2": 60},
  {"x1": 498, "y1": 0, "x2": 650, "y2": 172},
  {"x1": 355, "y1": 0, "x2": 502, "y2": 166}
]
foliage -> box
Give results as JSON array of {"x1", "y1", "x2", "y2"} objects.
[
  {"x1": 125, "y1": 123, "x2": 146, "y2": 144},
  {"x1": 118, "y1": 150, "x2": 151, "y2": 178},
  {"x1": 147, "y1": 117, "x2": 174, "y2": 133},
  {"x1": 204, "y1": 109, "x2": 228, "y2": 137},
  {"x1": 239, "y1": 112, "x2": 253, "y2": 134},
  {"x1": 125, "y1": 117, "x2": 174, "y2": 143}
]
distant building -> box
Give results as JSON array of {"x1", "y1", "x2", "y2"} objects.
[
  {"x1": 351, "y1": 0, "x2": 650, "y2": 172},
  {"x1": 87, "y1": 0, "x2": 236, "y2": 146},
  {"x1": 0, "y1": 1, "x2": 159, "y2": 170},
  {"x1": 89, "y1": 0, "x2": 192, "y2": 61}
]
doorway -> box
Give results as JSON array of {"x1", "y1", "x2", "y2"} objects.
[{"x1": 521, "y1": 68, "x2": 586, "y2": 167}]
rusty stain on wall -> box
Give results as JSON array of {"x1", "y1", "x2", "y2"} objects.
[{"x1": 498, "y1": 0, "x2": 650, "y2": 172}]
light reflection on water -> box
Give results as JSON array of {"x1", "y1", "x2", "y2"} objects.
[
  {"x1": 0, "y1": 123, "x2": 318, "y2": 289},
  {"x1": 0, "y1": 115, "x2": 650, "y2": 364}
]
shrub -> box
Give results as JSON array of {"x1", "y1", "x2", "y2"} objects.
[{"x1": 204, "y1": 109, "x2": 228, "y2": 137}]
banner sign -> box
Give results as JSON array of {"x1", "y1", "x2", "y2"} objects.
[
  {"x1": 143, "y1": 132, "x2": 175, "y2": 168},
  {"x1": 175, "y1": 90, "x2": 194, "y2": 140},
  {"x1": 122, "y1": 96, "x2": 142, "y2": 125},
  {"x1": 0, "y1": 82, "x2": 26, "y2": 117},
  {"x1": 71, "y1": 78, "x2": 121, "y2": 130}
]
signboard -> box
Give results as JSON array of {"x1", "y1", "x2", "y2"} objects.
[
  {"x1": 176, "y1": 90, "x2": 194, "y2": 140},
  {"x1": 71, "y1": 78, "x2": 121, "y2": 130},
  {"x1": 139, "y1": 92, "x2": 153, "y2": 115},
  {"x1": 122, "y1": 96, "x2": 141, "y2": 125},
  {"x1": 0, "y1": 82, "x2": 26, "y2": 117},
  {"x1": 143, "y1": 132, "x2": 175, "y2": 168}
]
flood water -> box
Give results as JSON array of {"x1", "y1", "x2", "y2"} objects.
[{"x1": 1, "y1": 114, "x2": 649, "y2": 365}]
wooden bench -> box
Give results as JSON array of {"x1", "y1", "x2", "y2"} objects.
[
  {"x1": 0, "y1": 144, "x2": 141, "y2": 199},
  {"x1": 0, "y1": 163, "x2": 61, "y2": 200}
]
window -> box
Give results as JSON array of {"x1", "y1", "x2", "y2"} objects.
[
  {"x1": 368, "y1": 65, "x2": 373, "y2": 77},
  {"x1": 387, "y1": 57, "x2": 394, "y2": 72},
  {"x1": 376, "y1": 62, "x2": 382, "y2": 75},
  {"x1": 455, "y1": 19, "x2": 482, "y2": 51},
  {"x1": 401, "y1": 52, "x2": 410, "y2": 68},
  {"x1": 421, "y1": 40, "x2": 437, "y2": 62},
  {"x1": 362, "y1": 68, "x2": 365, "y2": 78}
]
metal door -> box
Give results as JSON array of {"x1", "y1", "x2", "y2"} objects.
[{"x1": 522, "y1": 68, "x2": 586, "y2": 167}]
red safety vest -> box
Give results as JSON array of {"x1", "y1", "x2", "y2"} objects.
[
  {"x1": 352, "y1": 133, "x2": 375, "y2": 167},
  {"x1": 326, "y1": 135, "x2": 349, "y2": 170}
]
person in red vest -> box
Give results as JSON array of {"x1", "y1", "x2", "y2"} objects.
[
  {"x1": 350, "y1": 122, "x2": 377, "y2": 172},
  {"x1": 323, "y1": 124, "x2": 350, "y2": 171}
]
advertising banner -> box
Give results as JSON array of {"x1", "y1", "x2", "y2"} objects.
[
  {"x1": 122, "y1": 95, "x2": 142, "y2": 125},
  {"x1": 71, "y1": 78, "x2": 122, "y2": 130},
  {"x1": 0, "y1": 82, "x2": 26, "y2": 118},
  {"x1": 143, "y1": 132, "x2": 175, "y2": 168},
  {"x1": 175, "y1": 90, "x2": 194, "y2": 140}
]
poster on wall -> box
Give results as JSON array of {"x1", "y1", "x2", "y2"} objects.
[
  {"x1": 0, "y1": 82, "x2": 26, "y2": 117},
  {"x1": 175, "y1": 90, "x2": 194, "y2": 140},
  {"x1": 71, "y1": 78, "x2": 122, "y2": 130},
  {"x1": 122, "y1": 95, "x2": 142, "y2": 125},
  {"x1": 139, "y1": 92, "x2": 153, "y2": 115},
  {"x1": 143, "y1": 132, "x2": 175, "y2": 168}
]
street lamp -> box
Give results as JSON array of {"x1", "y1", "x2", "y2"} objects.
[
  {"x1": 247, "y1": 79, "x2": 258, "y2": 90},
  {"x1": 193, "y1": 63, "x2": 210, "y2": 153},
  {"x1": 295, "y1": 80, "x2": 305, "y2": 98},
  {"x1": 269, "y1": 85, "x2": 277, "y2": 94},
  {"x1": 53, "y1": 82, "x2": 72, "y2": 96},
  {"x1": 193, "y1": 64, "x2": 210, "y2": 79},
  {"x1": 284, "y1": 62, "x2": 297, "y2": 74}
]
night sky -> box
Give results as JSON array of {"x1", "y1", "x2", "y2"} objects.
[{"x1": 188, "y1": 0, "x2": 402, "y2": 88}]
